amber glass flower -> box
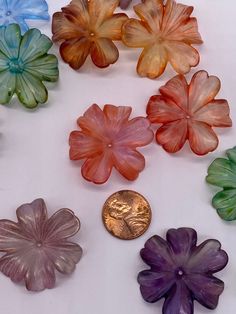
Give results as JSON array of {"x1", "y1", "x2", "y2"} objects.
[
  {"x1": 147, "y1": 71, "x2": 232, "y2": 155},
  {"x1": 0, "y1": 199, "x2": 82, "y2": 291},
  {"x1": 52, "y1": 0, "x2": 128, "y2": 69},
  {"x1": 69, "y1": 104, "x2": 154, "y2": 184},
  {"x1": 122, "y1": 0, "x2": 203, "y2": 78}
]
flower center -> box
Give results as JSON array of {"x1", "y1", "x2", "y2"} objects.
[
  {"x1": 175, "y1": 268, "x2": 185, "y2": 279},
  {"x1": 5, "y1": 10, "x2": 12, "y2": 16},
  {"x1": 107, "y1": 143, "x2": 112, "y2": 148},
  {"x1": 36, "y1": 241, "x2": 43, "y2": 248},
  {"x1": 8, "y1": 58, "x2": 24, "y2": 74}
]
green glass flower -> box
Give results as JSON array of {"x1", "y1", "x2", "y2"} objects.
[
  {"x1": 0, "y1": 24, "x2": 59, "y2": 109},
  {"x1": 206, "y1": 147, "x2": 236, "y2": 221}
]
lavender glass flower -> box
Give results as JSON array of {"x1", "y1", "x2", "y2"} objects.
[
  {"x1": 0, "y1": 0, "x2": 50, "y2": 33},
  {"x1": 0, "y1": 199, "x2": 82, "y2": 291},
  {"x1": 120, "y1": 0, "x2": 132, "y2": 9},
  {"x1": 138, "y1": 228, "x2": 228, "y2": 314}
]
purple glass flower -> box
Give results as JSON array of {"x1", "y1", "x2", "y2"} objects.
[
  {"x1": 138, "y1": 228, "x2": 228, "y2": 314},
  {"x1": 0, "y1": 199, "x2": 82, "y2": 291}
]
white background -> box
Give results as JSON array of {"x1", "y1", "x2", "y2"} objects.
[{"x1": 0, "y1": 0, "x2": 235, "y2": 313}]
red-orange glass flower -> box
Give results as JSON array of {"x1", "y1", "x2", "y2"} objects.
[
  {"x1": 69, "y1": 104, "x2": 154, "y2": 184},
  {"x1": 52, "y1": 0, "x2": 128, "y2": 69},
  {"x1": 147, "y1": 71, "x2": 232, "y2": 155},
  {"x1": 122, "y1": 0, "x2": 203, "y2": 79}
]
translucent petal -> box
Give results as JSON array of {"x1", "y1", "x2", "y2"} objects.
[
  {"x1": 194, "y1": 100, "x2": 232, "y2": 127},
  {"x1": 189, "y1": 71, "x2": 221, "y2": 114},
  {"x1": 0, "y1": 220, "x2": 29, "y2": 250},
  {"x1": 24, "y1": 54, "x2": 58, "y2": 82},
  {"x1": 188, "y1": 120, "x2": 218, "y2": 155},
  {"x1": 122, "y1": 19, "x2": 154, "y2": 47},
  {"x1": 98, "y1": 13, "x2": 127, "y2": 40},
  {"x1": 103, "y1": 105, "x2": 132, "y2": 132},
  {"x1": 137, "y1": 44, "x2": 167, "y2": 78},
  {"x1": 156, "y1": 119, "x2": 188, "y2": 153},
  {"x1": 15, "y1": 71, "x2": 48, "y2": 108},
  {"x1": 19, "y1": 28, "x2": 52, "y2": 63},
  {"x1": 11, "y1": 0, "x2": 49, "y2": 21},
  {"x1": 212, "y1": 189, "x2": 236, "y2": 221},
  {"x1": 90, "y1": 38, "x2": 119, "y2": 68},
  {"x1": 0, "y1": 70, "x2": 16, "y2": 104},
  {"x1": 207, "y1": 158, "x2": 236, "y2": 188},
  {"x1": 138, "y1": 270, "x2": 175, "y2": 302},
  {"x1": 0, "y1": 24, "x2": 21, "y2": 58},
  {"x1": 89, "y1": 0, "x2": 119, "y2": 28},
  {"x1": 60, "y1": 38, "x2": 91, "y2": 70}
]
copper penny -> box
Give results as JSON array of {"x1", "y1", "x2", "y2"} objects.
[{"x1": 102, "y1": 190, "x2": 152, "y2": 240}]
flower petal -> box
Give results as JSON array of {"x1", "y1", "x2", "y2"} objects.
[
  {"x1": 69, "y1": 131, "x2": 103, "y2": 160},
  {"x1": 162, "y1": 0, "x2": 193, "y2": 36},
  {"x1": 212, "y1": 189, "x2": 236, "y2": 221},
  {"x1": 16, "y1": 199, "x2": 48, "y2": 238},
  {"x1": 163, "y1": 281, "x2": 193, "y2": 314},
  {"x1": 44, "y1": 209, "x2": 80, "y2": 241},
  {"x1": 147, "y1": 95, "x2": 186, "y2": 124},
  {"x1": 140, "y1": 235, "x2": 174, "y2": 272},
  {"x1": 81, "y1": 152, "x2": 113, "y2": 184},
  {"x1": 0, "y1": 52, "x2": 8, "y2": 71},
  {"x1": 60, "y1": 37, "x2": 91, "y2": 70},
  {"x1": 165, "y1": 17, "x2": 203, "y2": 44},
  {"x1": 138, "y1": 270, "x2": 175, "y2": 302},
  {"x1": 0, "y1": 251, "x2": 28, "y2": 283},
  {"x1": 206, "y1": 158, "x2": 236, "y2": 188},
  {"x1": 184, "y1": 274, "x2": 224, "y2": 309},
  {"x1": 24, "y1": 54, "x2": 59, "y2": 82},
  {"x1": 226, "y1": 147, "x2": 236, "y2": 163},
  {"x1": 116, "y1": 117, "x2": 153, "y2": 147},
  {"x1": 0, "y1": 70, "x2": 16, "y2": 104},
  {"x1": 0, "y1": 24, "x2": 21, "y2": 58},
  {"x1": 113, "y1": 148, "x2": 145, "y2": 180},
  {"x1": 19, "y1": 28, "x2": 52, "y2": 63},
  {"x1": 78, "y1": 104, "x2": 106, "y2": 139},
  {"x1": 194, "y1": 100, "x2": 232, "y2": 127},
  {"x1": 52, "y1": 11, "x2": 86, "y2": 42},
  {"x1": 159, "y1": 74, "x2": 189, "y2": 112},
  {"x1": 15, "y1": 71, "x2": 48, "y2": 108},
  {"x1": 98, "y1": 13, "x2": 128, "y2": 40},
  {"x1": 0, "y1": 220, "x2": 29, "y2": 251},
  {"x1": 47, "y1": 242, "x2": 82, "y2": 274},
  {"x1": 186, "y1": 239, "x2": 228, "y2": 273},
  {"x1": 122, "y1": 19, "x2": 155, "y2": 47},
  {"x1": 14, "y1": 0, "x2": 49, "y2": 20},
  {"x1": 91, "y1": 38, "x2": 119, "y2": 68},
  {"x1": 156, "y1": 119, "x2": 188, "y2": 153},
  {"x1": 166, "y1": 228, "x2": 197, "y2": 260},
  {"x1": 89, "y1": 0, "x2": 119, "y2": 28},
  {"x1": 189, "y1": 71, "x2": 221, "y2": 113},
  {"x1": 134, "y1": 0, "x2": 163, "y2": 33},
  {"x1": 103, "y1": 104, "x2": 131, "y2": 131},
  {"x1": 188, "y1": 120, "x2": 218, "y2": 155},
  {"x1": 137, "y1": 44, "x2": 167, "y2": 78},
  {"x1": 165, "y1": 41, "x2": 199, "y2": 74}
]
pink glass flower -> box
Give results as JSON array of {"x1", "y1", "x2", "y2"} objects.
[
  {"x1": 69, "y1": 104, "x2": 154, "y2": 184},
  {"x1": 147, "y1": 70, "x2": 232, "y2": 155},
  {"x1": 0, "y1": 199, "x2": 82, "y2": 291}
]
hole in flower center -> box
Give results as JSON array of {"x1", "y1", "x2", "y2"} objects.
[
  {"x1": 8, "y1": 58, "x2": 24, "y2": 74},
  {"x1": 6, "y1": 10, "x2": 12, "y2": 16},
  {"x1": 90, "y1": 32, "x2": 95, "y2": 37},
  {"x1": 36, "y1": 241, "x2": 43, "y2": 248},
  {"x1": 107, "y1": 143, "x2": 112, "y2": 148},
  {"x1": 175, "y1": 268, "x2": 185, "y2": 279},
  {"x1": 186, "y1": 115, "x2": 191, "y2": 119}
]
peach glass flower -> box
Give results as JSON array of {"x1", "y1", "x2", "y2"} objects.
[
  {"x1": 122, "y1": 0, "x2": 203, "y2": 78},
  {"x1": 69, "y1": 104, "x2": 154, "y2": 184},
  {"x1": 52, "y1": 0, "x2": 128, "y2": 69},
  {"x1": 147, "y1": 71, "x2": 232, "y2": 155}
]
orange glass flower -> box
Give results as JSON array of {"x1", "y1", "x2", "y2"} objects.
[
  {"x1": 52, "y1": 0, "x2": 128, "y2": 69},
  {"x1": 122, "y1": 0, "x2": 203, "y2": 79},
  {"x1": 69, "y1": 104, "x2": 154, "y2": 184},
  {"x1": 147, "y1": 71, "x2": 232, "y2": 155}
]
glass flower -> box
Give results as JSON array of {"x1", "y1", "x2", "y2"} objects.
[
  {"x1": 206, "y1": 147, "x2": 236, "y2": 221},
  {"x1": 69, "y1": 104, "x2": 154, "y2": 184},
  {"x1": 122, "y1": 0, "x2": 203, "y2": 79},
  {"x1": 0, "y1": 198, "x2": 82, "y2": 291},
  {"x1": 147, "y1": 70, "x2": 232, "y2": 155},
  {"x1": 120, "y1": 0, "x2": 132, "y2": 9},
  {"x1": 52, "y1": 0, "x2": 128, "y2": 70},
  {"x1": 0, "y1": 24, "x2": 59, "y2": 109},
  {"x1": 0, "y1": 0, "x2": 50, "y2": 33},
  {"x1": 138, "y1": 228, "x2": 228, "y2": 314}
]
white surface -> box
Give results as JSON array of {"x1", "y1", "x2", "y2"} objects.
[{"x1": 0, "y1": 0, "x2": 235, "y2": 313}]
